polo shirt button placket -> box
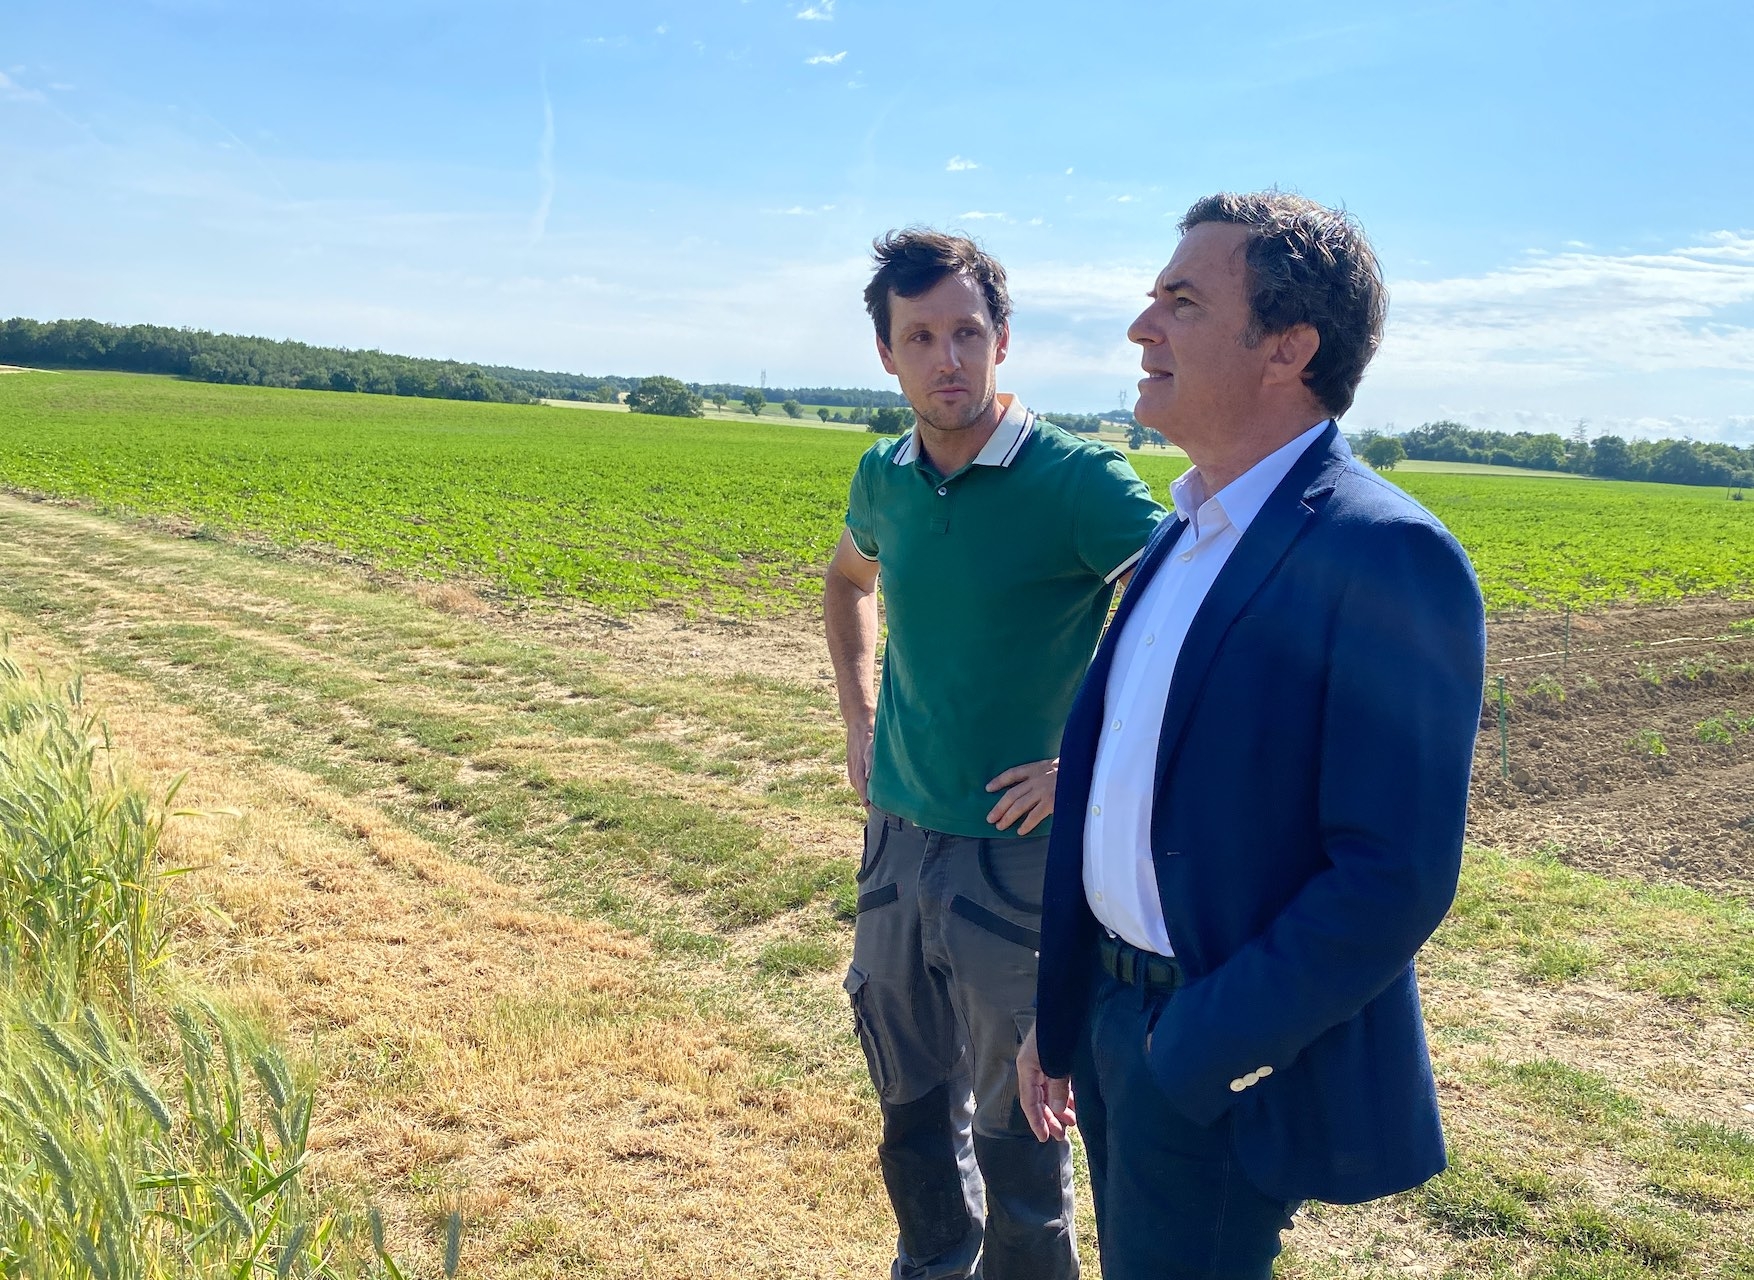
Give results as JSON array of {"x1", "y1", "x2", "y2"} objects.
[{"x1": 937, "y1": 486, "x2": 948, "y2": 496}]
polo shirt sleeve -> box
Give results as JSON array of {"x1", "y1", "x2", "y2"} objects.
[
  {"x1": 1074, "y1": 448, "x2": 1166, "y2": 583},
  {"x1": 844, "y1": 451, "x2": 881, "y2": 561}
]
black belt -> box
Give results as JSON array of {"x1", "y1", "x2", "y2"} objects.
[{"x1": 1099, "y1": 933, "x2": 1183, "y2": 993}]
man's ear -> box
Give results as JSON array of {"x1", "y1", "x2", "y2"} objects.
[
  {"x1": 1265, "y1": 323, "x2": 1319, "y2": 387},
  {"x1": 876, "y1": 334, "x2": 898, "y2": 376},
  {"x1": 994, "y1": 323, "x2": 1010, "y2": 367}
]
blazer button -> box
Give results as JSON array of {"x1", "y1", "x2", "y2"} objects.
[
  {"x1": 1228, "y1": 1078, "x2": 1247, "y2": 1093},
  {"x1": 1256, "y1": 1065, "x2": 1273, "y2": 1079}
]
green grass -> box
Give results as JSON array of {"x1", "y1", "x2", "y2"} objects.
[
  {"x1": 2, "y1": 496, "x2": 1752, "y2": 1277},
  {"x1": 4, "y1": 371, "x2": 1753, "y2": 614},
  {"x1": 1436, "y1": 845, "x2": 1754, "y2": 1014},
  {"x1": 0, "y1": 657, "x2": 405, "y2": 1278}
]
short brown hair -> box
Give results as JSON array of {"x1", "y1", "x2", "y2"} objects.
[
  {"x1": 863, "y1": 228, "x2": 1011, "y2": 346},
  {"x1": 1179, "y1": 191, "x2": 1386, "y2": 418}
]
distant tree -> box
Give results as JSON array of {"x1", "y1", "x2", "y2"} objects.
[
  {"x1": 782, "y1": 398, "x2": 803, "y2": 419},
  {"x1": 868, "y1": 406, "x2": 906, "y2": 434},
  {"x1": 1590, "y1": 435, "x2": 1631, "y2": 479},
  {"x1": 831, "y1": 411, "x2": 846, "y2": 422},
  {"x1": 626, "y1": 375, "x2": 704, "y2": 418},
  {"x1": 1363, "y1": 436, "x2": 1407, "y2": 471},
  {"x1": 1126, "y1": 422, "x2": 1146, "y2": 450},
  {"x1": 742, "y1": 389, "x2": 766, "y2": 416},
  {"x1": 593, "y1": 384, "x2": 621, "y2": 403},
  {"x1": 711, "y1": 391, "x2": 728, "y2": 409},
  {"x1": 816, "y1": 407, "x2": 831, "y2": 422}
]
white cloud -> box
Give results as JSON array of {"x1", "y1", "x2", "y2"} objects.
[
  {"x1": 1113, "y1": 194, "x2": 1137, "y2": 204},
  {"x1": 805, "y1": 50, "x2": 847, "y2": 65},
  {"x1": 654, "y1": 24, "x2": 668, "y2": 35},
  {"x1": 797, "y1": 0, "x2": 835, "y2": 18},
  {"x1": 0, "y1": 71, "x2": 44, "y2": 103},
  {"x1": 946, "y1": 155, "x2": 978, "y2": 172},
  {"x1": 1064, "y1": 167, "x2": 1074, "y2": 175},
  {"x1": 1380, "y1": 235, "x2": 1754, "y2": 381},
  {"x1": 48, "y1": 82, "x2": 74, "y2": 92},
  {"x1": 959, "y1": 210, "x2": 1008, "y2": 221}
]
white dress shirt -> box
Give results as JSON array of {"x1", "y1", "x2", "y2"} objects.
[{"x1": 1083, "y1": 421, "x2": 1334, "y2": 954}]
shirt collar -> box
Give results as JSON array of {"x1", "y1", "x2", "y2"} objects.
[
  {"x1": 1170, "y1": 419, "x2": 1333, "y2": 538},
  {"x1": 891, "y1": 393, "x2": 1034, "y2": 468}
]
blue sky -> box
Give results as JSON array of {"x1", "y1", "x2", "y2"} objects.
[{"x1": 4, "y1": 0, "x2": 1752, "y2": 439}]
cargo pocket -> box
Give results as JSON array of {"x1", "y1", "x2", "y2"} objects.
[
  {"x1": 843, "y1": 964, "x2": 893, "y2": 1097},
  {"x1": 856, "y1": 820, "x2": 890, "y2": 884},
  {"x1": 949, "y1": 894, "x2": 1041, "y2": 954},
  {"x1": 856, "y1": 882, "x2": 898, "y2": 914},
  {"x1": 978, "y1": 836, "x2": 1046, "y2": 913}
]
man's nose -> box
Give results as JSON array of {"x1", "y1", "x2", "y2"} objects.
[{"x1": 1127, "y1": 307, "x2": 1158, "y2": 347}]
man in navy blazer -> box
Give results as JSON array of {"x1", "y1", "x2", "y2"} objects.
[{"x1": 1016, "y1": 192, "x2": 1487, "y2": 1279}]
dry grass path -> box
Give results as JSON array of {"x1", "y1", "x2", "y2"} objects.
[{"x1": 2, "y1": 493, "x2": 1751, "y2": 1278}]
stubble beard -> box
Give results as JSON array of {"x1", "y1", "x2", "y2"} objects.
[{"x1": 914, "y1": 386, "x2": 995, "y2": 436}]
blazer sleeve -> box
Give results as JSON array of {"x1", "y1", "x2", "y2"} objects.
[{"x1": 1144, "y1": 515, "x2": 1487, "y2": 1124}]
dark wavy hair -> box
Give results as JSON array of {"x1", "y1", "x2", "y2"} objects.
[
  {"x1": 863, "y1": 228, "x2": 1011, "y2": 347},
  {"x1": 1179, "y1": 191, "x2": 1386, "y2": 418}
]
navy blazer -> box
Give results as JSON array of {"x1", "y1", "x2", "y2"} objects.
[{"x1": 1035, "y1": 425, "x2": 1486, "y2": 1206}]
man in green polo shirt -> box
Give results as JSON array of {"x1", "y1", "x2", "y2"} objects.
[{"x1": 824, "y1": 228, "x2": 1164, "y2": 1280}]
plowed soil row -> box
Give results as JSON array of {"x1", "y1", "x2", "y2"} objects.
[{"x1": 1470, "y1": 599, "x2": 1754, "y2": 895}]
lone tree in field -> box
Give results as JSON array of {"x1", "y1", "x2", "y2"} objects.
[
  {"x1": 817, "y1": 407, "x2": 831, "y2": 422},
  {"x1": 1363, "y1": 436, "x2": 1407, "y2": 471},
  {"x1": 868, "y1": 407, "x2": 908, "y2": 435},
  {"x1": 626, "y1": 376, "x2": 704, "y2": 418},
  {"x1": 782, "y1": 398, "x2": 803, "y2": 419},
  {"x1": 711, "y1": 391, "x2": 728, "y2": 409},
  {"x1": 742, "y1": 389, "x2": 766, "y2": 416}
]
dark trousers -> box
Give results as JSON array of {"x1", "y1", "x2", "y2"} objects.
[
  {"x1": 1073, "y1": 963, "x2": 1300, "y2": 1280},
  {"x1": 846, "y1": 809, "x2": 1078, "y2": 1280}
]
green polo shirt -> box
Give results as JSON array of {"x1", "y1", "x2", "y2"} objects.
[{"x1": 846, "y1": 397, "x2": 1165, "y2": 837}]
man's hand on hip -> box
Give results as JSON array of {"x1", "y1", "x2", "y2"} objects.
[
  {"x1": 1017, "y1": 1026, "x2": 1075, "y2": 1143},
  {"x1": 986, "y1": 758, "x2": 1057, "y2": 834},
  {"x1": 847, "y1": 722, "x2": 874, "y2": 807}
]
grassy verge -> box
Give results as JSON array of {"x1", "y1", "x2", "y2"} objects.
[
  {"x1": 1, "y1": 498, "x2": 1750, "y2": 1277},
  {"x1": 0, "y1": 655, "x2": 407, "y2": 1278}
]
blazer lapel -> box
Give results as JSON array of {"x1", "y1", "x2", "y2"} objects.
[
  {"x1": 1057, "y1": 514, "x2": 1186, "y2": 786},
  {"x1": 1152, "y1": 428, "x2": 1347, "y2": 789}
]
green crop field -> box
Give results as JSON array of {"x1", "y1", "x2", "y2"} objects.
[{"x1": 2, "y1": 371, "x2": 1750, "y2": 614}]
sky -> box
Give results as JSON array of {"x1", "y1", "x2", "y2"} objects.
[{"x1": 3, "y1": 0, "x2": 1752, "y2": 441}]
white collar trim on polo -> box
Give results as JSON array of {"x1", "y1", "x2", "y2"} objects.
[{"x1": 890, "y1": 393, "x2": 1034, "y2": 469}]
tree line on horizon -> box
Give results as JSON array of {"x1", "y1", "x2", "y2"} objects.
[
  {"x1": 1, "y1": 317, "x2": 537, "y2": 403},
  {"x1": 7, "y1": 319, "x2": 1743, "y2": 486},
  {"x1": 0, "y1": 318, "x2": 921, "y2": 415},
  {"x1": 1372, "y1": 420, "x2": 1754, "y2": 490}
]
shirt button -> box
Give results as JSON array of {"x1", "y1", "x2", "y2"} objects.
[
  {"x1": 1090, "y1": 804, "x2": 1102, "y2": 817},
  {"x1": 937, "y1": 486, "x2": 948, "y2": 496},
  {"x1": 1179, "y1": 551, "x2": 1193, "y2": 562},
  {"x1": 1094, "y1": 891, "x2": 1104, "y2": 902},
  {"x1": 1112, "y1": 719, "x2": 1123, "y2": 732},
  {"x1": 1144, "y1": 634, "x2": 1156, "y2": 646}
]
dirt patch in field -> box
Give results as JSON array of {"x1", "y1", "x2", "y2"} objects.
[
  {"x1": 541, "y1": 593, "x2": 1754, "y2": 899},
  {"x1": 1471, "y1": 599, "x2": 1754, "y2": 896}
]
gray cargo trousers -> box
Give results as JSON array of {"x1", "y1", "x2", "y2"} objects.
[{"x1": 844, "y1": 808, "x2": 1078, "y2": 1280}]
